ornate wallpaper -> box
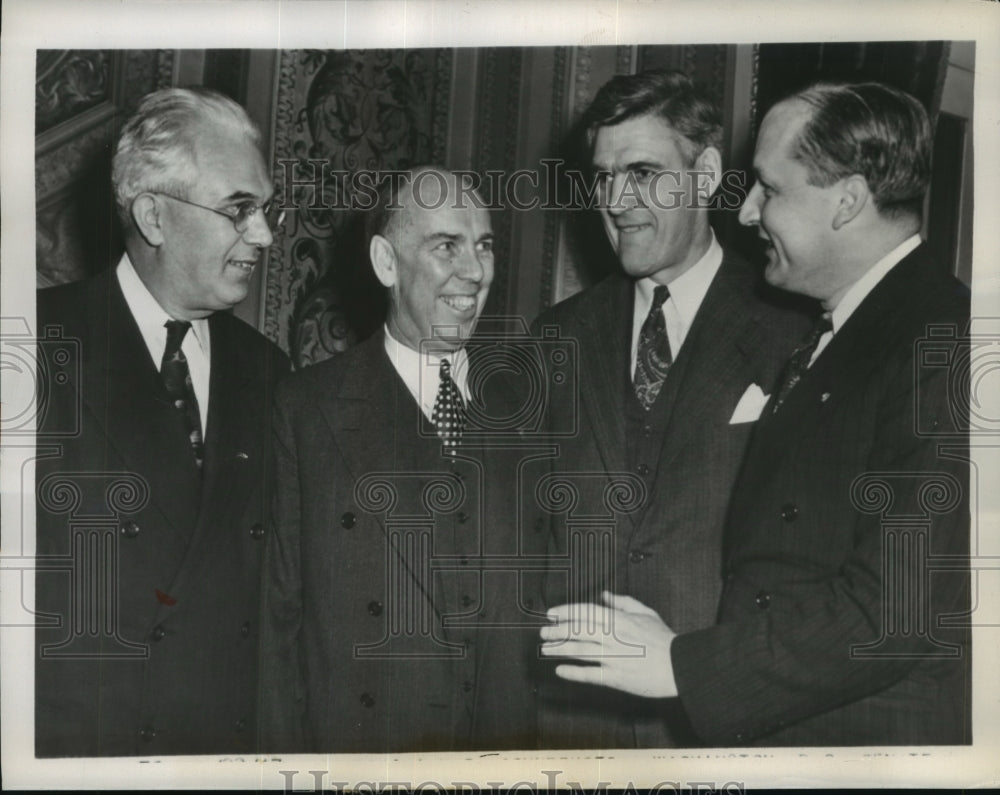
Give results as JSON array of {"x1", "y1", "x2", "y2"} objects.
[
  {"x1": 264, "y1": 49, "x2": 452, "y2": 367},
  {"x1": 35, "y1": 50, "x2": 174, "y2": 286}
]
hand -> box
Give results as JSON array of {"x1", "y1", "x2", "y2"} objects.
[{"x1": 539, "y1": 591, "x2": 679, "y2": 698}]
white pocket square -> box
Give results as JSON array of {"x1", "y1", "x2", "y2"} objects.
[{"x1": 729, "y1": 383, "x2": 770, "y2": 424}]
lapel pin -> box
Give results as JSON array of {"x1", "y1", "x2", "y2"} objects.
[
  {"x1": 236, "y1": 451, "x2": 249, "y2": 460},
  {"x1": 820, "y1": 392, "x2": 831, "y2": 403}
]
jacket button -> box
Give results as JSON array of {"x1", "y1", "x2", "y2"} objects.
[
  {"x1": 360, "y1": 692, "x2": 375, "y2": 708},
  {"x1": 462, "y1": 680, "x2": 473, "y2": 693},
  {"x1": 235, "y1": 717, "x2": 247, "y2": 732},
  {"x1": 629, "y1": 550, "x2": 646, "y2": 563},
  {"x1": 641, "y1": 424, "x2": 653, "y2": 437},
  {"x1": 456, "y1": 511, "x2": 468, "y2": 523},
  {"x1": 138, "y1": 726, "x2": 156, "y2": 742},
  {"x1": 150, "y1": 624, "x2": 166, "y2": 641},
  {"x1": 241, "y1": 621, "x2": 251, "y2": 638},
  {"x1": 754, "y1": 591, "x2": 771, "y2": 609},
  {"x1": 461, "y1": 594, "x2": 473, "y2": 608},
  {"x1": 120, "y1": 521, "x2": 140, "y2": 538},
  {"x1": 367, "y1": 600, "x2": 383, "y2": 617},
  {"x1": 637, "y1": 463, "x2": 650, "y2": 476},
  {"x1": 780, "y1": 503, "x2": 798, "y2": 522},
  {"x1": 340, "y1": 512, "x2": 356, "y2": 529},
  {"x1": 250, "y1": 523, "x2": 265, "y2": 540},
  {"x1": 534, "y1": 517, "x2": 545, "y2": 532}
]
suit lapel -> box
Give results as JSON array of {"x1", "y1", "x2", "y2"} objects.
[
  {"x1": 78, "y1": 272, "x2": 201, "y2": 538},
  {"x1": 317, "y1": 334, "x2": 446, "y2": 620},
  {"x1": 739, "y1": 246, "x2": 930, "y2": 497},
  {"x1": 576, "y1": 276, "x2": 632, "y2": 477},
  {"x1": 654, "y1": 254, "x2": 766, "y2": 472},
  {"x1": 180, "y1": 315, "x2": 258, "y2": 559}
]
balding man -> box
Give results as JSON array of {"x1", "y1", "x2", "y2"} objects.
[{"x1": 260, "y1": 167, "x2": 538, "y2": 752}]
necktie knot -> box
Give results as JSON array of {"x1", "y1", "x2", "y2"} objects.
[
  {"x1": 650, "y1": 284, "x2": 670, "y2": 312},
  {"x1": 164, "y1": 319, "x2": 192, "y2": 355}
]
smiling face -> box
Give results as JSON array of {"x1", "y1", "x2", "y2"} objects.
[
  {"x1": 376, "y1": 173, "x2": 494, "y2": 352},
  {"x1": 153, "y1": 122, "x2": 274, "y2": 319},
  {"x1": 738, "y1": 100, "x2": 845, "y2": 303},
  {"x1": 592, "y1": 113, "x2": 715, "y2": 284}
]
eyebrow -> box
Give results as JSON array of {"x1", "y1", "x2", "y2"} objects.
[
  {"x1": 424, "y1": 232, "x2": 462, "y2": 243},
  {"x1": 590, "y1": 159, "x2": 666, "y2": 174},
  {"x1": 220, "y1": 190, "x2": 267, "y2": 205}
]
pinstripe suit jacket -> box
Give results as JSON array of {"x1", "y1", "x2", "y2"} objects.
[
  {"x1": 671, "y1": 244, "x2": 972, "y2": 746},
  {"x1": 530, "y1": 249, "x2": 810, "y2": 747}
]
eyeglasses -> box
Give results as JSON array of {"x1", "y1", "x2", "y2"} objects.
[{"x1": 155, "y1": 192, "x2": 286, "y2": 233}]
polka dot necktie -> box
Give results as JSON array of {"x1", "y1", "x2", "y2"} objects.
[
  {"x1": 633, "y1": 285, "x2": 673, "y2": 410},
  {"x1": 161, "y1": 320, "x2": 204, "y2": 468},
  {"x1": 432, "y1": 358, "x2": 466, "y2": 453},
  {"x1": 771, "y1": 312, "x2": 833, "y2": 414}
]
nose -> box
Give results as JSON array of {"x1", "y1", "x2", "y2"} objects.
[
  {"x1": 605, "y1": 173, "x2": 638, "y2": 217},
  {"x1": 242, "y1": 206, "x2": 274, "y2": 248},
  {"x1": 739, "y1": 181, "x2": 762, "y2": 227},
  {"x1": 455, "y1": 245, "x2": 488, "y2": 284}
]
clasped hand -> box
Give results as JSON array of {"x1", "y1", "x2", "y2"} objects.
[{"x1": 539, "y1": 591, "x2": 679, "y2": 698}]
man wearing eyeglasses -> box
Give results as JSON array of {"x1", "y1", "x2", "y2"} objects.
[{"x1": 35, "y1": 87, "x2": 289, "y2": 756}]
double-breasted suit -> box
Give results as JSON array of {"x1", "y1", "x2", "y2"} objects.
[
  {"x1": 35, "y1": 268, "x2": 289, "y2": 756},
  {"x1": 531, "y1": 250, "x2": 809, "y2": 747},
  {"x1": 259, "y1": 331, "x2": 541, "y2": 752},
  {"x1": 671, "y1": 245, "x2": 972, "y2": 745}
]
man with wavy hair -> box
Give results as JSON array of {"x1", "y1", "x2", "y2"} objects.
[{"x1": 543, "y1": 81, "x2": 971, "y2": 747}]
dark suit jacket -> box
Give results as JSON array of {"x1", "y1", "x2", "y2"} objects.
[
  {"x1": 671, "y1": 244, "x2": 972, "y2": 746},
  {"x1": 259, "y1": 330, "x2": 540, "y2": 753},
  {"x1": 35, "y1": 267, "x2": 289, "y2": 757},
  {"x1": 530, "y1": 249, "x2": 810, "y2": 747}
]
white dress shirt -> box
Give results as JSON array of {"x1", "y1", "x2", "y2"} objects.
[
  {"x1": 808, "y1": 234, "x2": 922, "y2": 367},
  {"x1": 383, "y1": 326, "x2": 471, "y2": 422},
  {"x1": 630, "y1": 233, "x2": 724, "y2": 379},
  {"x1": 116, "y1": 254, "x2": 211, "y2": 434}
]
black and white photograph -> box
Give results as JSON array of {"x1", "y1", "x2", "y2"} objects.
[{"x1": 2, "y1": 0, "x2": 999, "y2": 789}]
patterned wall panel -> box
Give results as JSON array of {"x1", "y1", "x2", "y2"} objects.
[
  {"x1": 35, "y1": 50, "x2": 174, "y2": 286},
  {"x1": 264, "y1": 49, "x2": 452, "y2": 367}
]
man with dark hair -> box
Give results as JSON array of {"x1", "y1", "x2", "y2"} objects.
[
  {"x1": 531, "y1": 69, "x2": 807, "y2": 748},
  {"x1": 542, "y1": 81, "x2": 971, "y2": 746},
  {"x1": 260, "y1": 167, "x2": 538, "y2": 752},
  {"x1": 35, "y1": 87, "x2": 290, "y2": 756}
]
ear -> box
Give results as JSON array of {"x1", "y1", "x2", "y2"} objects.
[
  {"x1": 369, "y1": 234, "x2": 398, "y2": 288},
  {"x1": 832, "y1": 175, "x2": 870, "y2": 230},
  {"x1": 693, "y1": 146, "x2": 723, "y2": 202},
  {"x1": 131, "y1": 194, "x2": 166, "y2": 247}
]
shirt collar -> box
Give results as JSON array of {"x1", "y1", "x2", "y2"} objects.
[
  {"x1": 635, "y1": 233, "x2": 723, "y2": 335},
  {"x1": 115, "y1": 253, "x2": 210, "y2": 357},
  {"x1": 829, "y1": 235, "x2": 921, "y2": 334},
  {"x1": 383, "y1": 325, "x2": 470, "y2": 417}
]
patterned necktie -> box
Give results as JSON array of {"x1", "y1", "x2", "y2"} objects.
[
  {"x1": 771, "y1": 313, "x2": 833, "y2": 414},
  {"x1": 161, "y1": 320, "x2": 204, "y2": 468},
  {"x1": 432, "y1": 358, "x2": 466, "y2": 453},
  {"x1": 633, "y1": 285, "x2": 673, "y2": 410}
]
